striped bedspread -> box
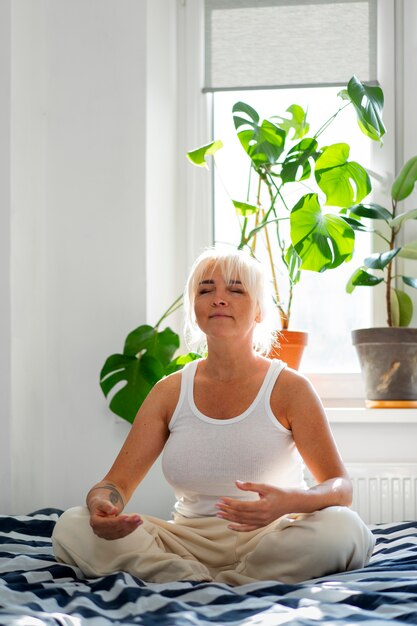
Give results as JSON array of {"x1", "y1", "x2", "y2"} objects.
[{"x1": 0, "y1": 509, "x2": 416, "y2": 625}]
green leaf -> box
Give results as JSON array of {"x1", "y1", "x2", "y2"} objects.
[
  {"x1": 290, "y1": 193, "x2": 355, "y2": 271},
  {"x1": 140, "y1": 353, "x2": 166, "y2": 382},
  {"x1": 235, "y1": 120, "x2": 286, "y2": 168},
  {"x1": 281, "y1": 138, "x2": 318, "y2": 183},
  {"x1": 186, "y1": 140, "x2": 223, "y2": 168},
  {"x1": 391, "y1": 156, "x2": 417, "y2": 201},
  {"x1": 398, "y1": 239, "x2": 417, "y2": 259},
  {"x1": 315, "y1": 143, "x2": 371, "y2": 206},
  {"x1": 100, "y1": 353, "x2": 164, "y2": 423},
  {"x1": 338, "y1": 88, "x2": 349, "y2": 101},
  {"x1": 165, "y1": 352, "x2": 202, "y2": 376},
  {"x1": 100, "y1": 324, "x2": 182, "y2": 422},
  {"x1": 232, "y1": 200, "x2": 259, "y2": 216},
  {"x1": 390, "y1": 288, "x2": 400, "y2": 326},
  {"x1": 123, "y1": 325, "x2": 179, "y2": 366},
  {"x1": 123, "y1": 324, "x2": 156, "y2": 357},
  {"x1": 346, "y1": 75, "x2": 386, "y2": 142},
  {"x1": 346, "y1": 267, "x2": 384, "y2": 293},
  {"x1": 316, "y1": 142, "x2": 350, "y2": 169},
  {"x1": 272, "y1": 104, "x2": 310, "y2": 140},
  {"x1": 100, "y1": 354, "x2": 137, "y2": 393},
  {"x1": 340, "y1": 216, "x2": 373, "y2": 232},
  {"x1": 232, "y1": 101, "x2": 260, "y2": 128},
  {"x1": 402, "y1": 275, "x2": 417, "y2": 289},
  {"x1": 347, "y1": 203, "x2": 392, "y2": 222},
  {"x1": 390, "y1": 288, "x2": 400, "y2": 327},
  {"x1": 389, "y1": 208, "x2": 417, "y2": 231},
  {"x1": 391, "y1": 288, "x2": 413, "y2": 327},
  {"x1": 152, "y1": 327, "x2": 181, "y2": 366},
  {"x1": 364, "y1": 248, "x2": 400, "y2": 270},
  {"x1": 285, "y1": 245, "x2": 302, "y2": 284}
]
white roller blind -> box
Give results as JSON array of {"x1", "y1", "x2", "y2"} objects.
[{"x1": 204, "y1": 0, "x2": 377, "y2": 91}]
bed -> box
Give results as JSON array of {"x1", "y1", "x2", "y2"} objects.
[{"x1": 1, "y1": 509, "x2": 416, "y2": 625}]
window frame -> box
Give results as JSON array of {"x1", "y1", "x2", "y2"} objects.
[{"x1": 177, "y1": 0, "x2": 417, "y2": 405}]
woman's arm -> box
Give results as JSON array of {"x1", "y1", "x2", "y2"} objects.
[
  {"x1": 87, "y1": 372, "x2": 180, "y2": 539},
  {"x1": 280, "y1": 369, "x2": 352, "y2": 507},
  {"x1": 216, "y1": 369, "x2": 352, "y2": 531}
]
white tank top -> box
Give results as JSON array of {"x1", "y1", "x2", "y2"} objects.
[{"x1": 162, "y1": 359, "x2": 307, "y2": 518}]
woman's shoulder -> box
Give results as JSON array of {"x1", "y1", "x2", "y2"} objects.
[
  {"x1": 150, "y1": 359, "x2": 201, "y2": 404},
  {"x1": 269, "y1": 365, "x2": 325, "y2": 430},
  {"x1": 277, "y1": 363, "x2": 311, "y2": 385},
  {"x1": 153, "y1": 368, "x2": 182, "y2": 396},
  {"x1": 272, "y1": 362, "x2": 319, "y2": 405},
  {"x1": 162, "y1": 357, "x2": 204, "y2": 385}
]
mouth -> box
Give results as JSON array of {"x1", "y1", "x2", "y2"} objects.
[{"x1": 209, "y1": 313, "x2": 233, "y2": 318}]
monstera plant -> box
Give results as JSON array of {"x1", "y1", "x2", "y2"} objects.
[
  {"x1": 187, "y1": 75, "x2": 385, "y2": 330},
  {"x1": 101, "y1": 76, "x2": 388, "y2": 420},
  {"x1": 100, "y1": 298, "x2": 200, "y2": 423}
]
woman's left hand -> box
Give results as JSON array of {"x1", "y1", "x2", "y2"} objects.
[{"x1": 215, "y1": 481, "x2": 298, "y2": 531}]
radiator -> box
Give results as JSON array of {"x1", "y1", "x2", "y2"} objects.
[
  {"x1": 347, "y1": 463, "x2": 417, "y2": 525},
  {"x1": 306, "y1": 463, "x2": 417, "y2": 525}
]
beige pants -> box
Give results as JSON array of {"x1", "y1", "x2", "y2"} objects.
[{"x1": 52, "y1": 506, "x2": 375, "y2": 585}]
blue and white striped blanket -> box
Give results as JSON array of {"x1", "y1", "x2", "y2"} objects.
[{"x1": 0, "y1": 509, "x2": 416, "y2": 625}]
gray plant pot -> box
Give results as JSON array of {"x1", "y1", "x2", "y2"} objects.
[{"x1": 352, "y1": 327, "x2": 417, "y2": 408}]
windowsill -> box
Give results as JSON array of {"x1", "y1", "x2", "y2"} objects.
[
  {"x1": 308, "y1": 375, "x2": 417, "y2": 423},
  {"x1": 326, "y1": 407, "x2": 417, "y2": 423}
]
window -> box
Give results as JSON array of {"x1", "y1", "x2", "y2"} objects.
[
  {"x1": 177, "y1": 0, "x2": 403, "y2": 399},
  {"x1": 212, "y1": 86, "x2": 373, "y2": 373}
]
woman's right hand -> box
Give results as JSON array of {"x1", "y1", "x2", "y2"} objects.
[
  {"x1": 89, "y1": 496, "x2": 143, "y2": 540},
  {"x1": 85, "y1": 373, "x2": 177, "y2": 541}
]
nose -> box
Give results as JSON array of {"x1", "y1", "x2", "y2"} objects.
[{"x1": 211, "y1": 295, "x2": 228, "y2": 307}]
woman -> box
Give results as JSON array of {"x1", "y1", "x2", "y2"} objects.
[{"x1": 52, "y1": 249, "x2": 375, "y2": 585}]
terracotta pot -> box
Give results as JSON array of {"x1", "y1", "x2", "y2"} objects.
[
  {"x1": 268, "y1": 330, "x2": 308, "y2": 370},
  {"x1": 352, "y1": 327, "x2": 417, "y2": 408}
]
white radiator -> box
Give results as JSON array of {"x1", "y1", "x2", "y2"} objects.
[
  {"x1": 306, "y1": 463, "x2": 417, "y2": 525},
  {"x1": 347, "y1": 463, "x2": 417, "y2": 525}
]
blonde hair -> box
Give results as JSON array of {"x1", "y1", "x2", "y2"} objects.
[{"x1": 183, "y1": 248, "x2": 277, "y2": 355}]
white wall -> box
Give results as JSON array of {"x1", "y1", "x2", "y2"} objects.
[
  {"x1": 146, "y1": 0, "x2": 182, "y2": 324},
  {"x1": 2, "y1": 0, "x2": 416, "y2": 518},
  {"x1": 3, "y1": 0, "x2": 178, "y2": 517},
  {"x1": 330, "y1": 418, "x2": 417, "y2": 464},
  {"x1": 0, "y1": 0, "x2": 12, "y2": 513}
]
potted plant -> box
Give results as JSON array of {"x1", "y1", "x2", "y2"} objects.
[
  {"x1": 187, "y1": 76, "x2": 385, "y2": 368},
  {"x1": 99, "y1": 297, "x2": 200, "y2": 423},
  {"x1": 346, "y1": 156, "x2": 417, "y2": 407},
  {"x1": 99, "y1": 77, "x2": 388, "y2": 422}
]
